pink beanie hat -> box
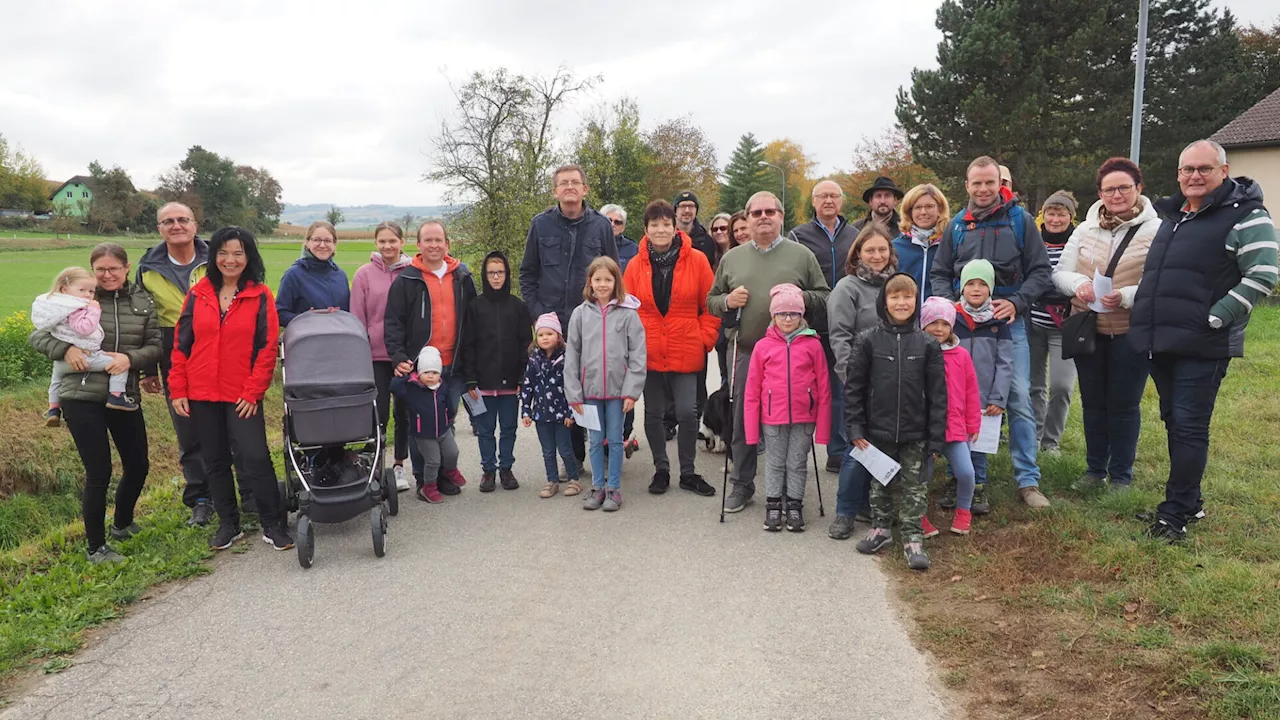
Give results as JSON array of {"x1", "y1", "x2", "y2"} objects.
[
  {"x1": 769, "y1": 283, "x2": 805, "y2": 315},
  {"x1": 919, "y1": 296, "x2": 956, "y2": 330},
  {"x1": 534, "y1": 312, "x2": 562, "y2": 338}
]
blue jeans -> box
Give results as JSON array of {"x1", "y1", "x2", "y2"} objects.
[
  {"x1": 587, "y1": 399, "x2": 625, "y2": 490},
  {"x1": 826, "y1": 364, "x2": 850, "y2": 462},
  {"x1": 1150, "y1": 354, "x2": 1229, "y2": 527},
  {"x1": 409, "y1": 365, "x2": 464, "y2": 483},
  {"x1": 473, "y1": 393, "x2": 518, "y2": 473},
  {"x1": 1006, "y1": 316, "x2": 1042, "y2": 488},
  {"x1": 943, "y1": 441, "x2": 976, "y2": 510},
  {"x1": 535, "y1": 421, "x2": 579, "y2": 483},
  {"x1": 836, "y1": 452, "x2": 871, "y2": 518},
  {"x1": 972, "y1": 450, "x2": 988, "y2": 485},
  {"x1": 1073, "y1": 334, "x2": 1148, "y2": 485}
]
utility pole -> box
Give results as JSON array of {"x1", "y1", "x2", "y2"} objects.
[{"x1": 1130, "y1": 0, "x2": 1150, "y2": 164}]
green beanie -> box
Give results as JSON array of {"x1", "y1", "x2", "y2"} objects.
[{"x1": 960, "y1": 259, "x2": 996, "y2": 291}]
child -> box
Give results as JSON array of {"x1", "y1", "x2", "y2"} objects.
[
  {"x1": 521, "y1": 313, "x2": 582, "y2": 499},
  {"x1": 952, "y1": 260, "x2": 1013, "y2": 514},
  {"x1": 920, "y1": 296, "x2": 982, "y2": 535},
  {"x1": 565, "y1": 257, "x2": 646, "y2": 512},
  {"x1": 846, "y1": 273, "x2": 947, "y2": 571},
  {"x1": 460, "y1": 251, "x2": 532, "y2": 493},
  {"x1": 391, "y1": 346, "x2": 465, "y2": 503},
  {"x1": 743, "y1": 284, "x2": 832, "y2": 532},
  {"x1": 32, "y1": 267, "x2": 138, "y2": 423}
]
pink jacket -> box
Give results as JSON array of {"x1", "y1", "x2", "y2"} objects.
[
  {"x1": 350, "y1": 251, "x2": 411, "y2": 362},
  {"x1": 942, "y1": 342, "x2": 982, "y2": 443},
  {"x1": 743, "y1": 324, "x2": 831, "y2": 446}
]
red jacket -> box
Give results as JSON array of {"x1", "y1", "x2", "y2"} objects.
[
  {"x1": 623, "y1": 231, "x2": 720, "y2": 373},
  {"x1": 170, "y1": 278, "x2": 279, "y2": 403}
]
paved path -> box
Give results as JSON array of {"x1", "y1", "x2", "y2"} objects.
[{"x1": 7, "y1": 379, "x2": 954, "y2": 719}]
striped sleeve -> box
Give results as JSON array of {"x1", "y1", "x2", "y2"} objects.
[{"x1": 1210, "y1": 208, "x2": 1278, "y2": 327}]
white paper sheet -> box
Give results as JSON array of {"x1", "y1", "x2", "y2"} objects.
[
  {"x1": 973, "y1": 413, "x2": 1003, "y2": 455},
  {"x1": 849, "y1": 443, "x2": 903, "y2": 487},
  {"x1": 571, "y1": 404, "x2": 601, "y2": 431},
  {"x1": 1088, "y1": 269, "x2": 1113, "y2": 313},
  {"x1": 462, "y1": 391, "x2": 488, "y2": 416}
]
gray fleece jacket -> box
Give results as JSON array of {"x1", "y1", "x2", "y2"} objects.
[
  {"x1": 564, "y1": 294, "x2": 647, "y2": 403},
  {"x1": 827, "y1": 274, "x2": 885, "y2": 384}
]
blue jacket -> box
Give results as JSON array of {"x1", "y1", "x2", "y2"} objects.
[
  {"x1": 390, "y1": 373, "x2": 455, "y2": 439},
  {"x1": 617, "y1": 235, "x2": 639, "y2": 272},
  {"x1": 892, "y1": 231, "x2": 940, "y2": 305},
  {"x1": 518, "y1": 203, "x2": 619, "y2": 328},
  {"x1": 520, "y1": 347, "x2": 572, "y2": 423},
  {"x1": 276, "y1": 253, "x2": 351, "y2": 327}
]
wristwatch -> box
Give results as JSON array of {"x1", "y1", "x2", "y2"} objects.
[{"x1": 1208, "y1": 315, "x2": 1223, "y2": 329}]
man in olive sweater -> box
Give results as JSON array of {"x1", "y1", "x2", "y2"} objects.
[{"x1": 707, "y1": 191, "x2": 830, "y2": 513}]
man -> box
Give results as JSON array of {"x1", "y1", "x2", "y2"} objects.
[
  {"x1": 136, "y1": 202, "x2": 250, "y2": 526},
  {"x1": 708, "y1": 191, "x2": 830, "y2": 513},
  {"x1": 674, "y1": 190, "x2": 717, "y2": 264},
  {"x1": 600, "y1": 203, "x2": 638, "y2": 272},
  {"x1": 852, "y1": 176, "x2": 903, "y2": 232},
  {"x1": 930, "y1": 156, "x2": 1053, "y2": 508},
  {"x1": 1129, "y1": 139, "x2": 1276, "y2": 543},
  {"x1": 519, "y1": 165, "x2": 619, "y2": 462},
  {"x1": 787, "y1": 179, "x2": 857, "y2": 473},
  {"x1": 384, "y1": 219, "x2": 477, "y2": 495}
]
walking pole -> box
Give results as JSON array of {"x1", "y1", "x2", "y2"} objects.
[
  {"x1": 720, "y1": 309, "x2": 742, "y2": 523},
  {"x1": 810, "y1": 443, "x2": 825, "y2": 517}
]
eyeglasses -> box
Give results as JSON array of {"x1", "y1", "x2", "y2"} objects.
[
  {"x1": 555, "y1": 180, "x2": 584, "y2": 188},
  {"x1": 610, "y1": 219, "x2": 625, "y2": 227},
  {"x1": 912, "y1": 202, "x2": 940, "y2": 212},
  {"x1": 710, "y1": 226, "x2": 729, "y2": 233},
  {"x1": 1178, "y1": 165, "x2": 1220, "y2": 177},
  {"x1": 813, "y1": 193, "x2": 842, "y2": 201},
  {"x1": 308, "y1": 238, "x2": 336, "y2": 245},
  {"x1": 1100, "y1": 184, "x2": 1135, "y2": 196},
  {"x1": 773, "y1": 312, "x2": 802, "y2": 320},
  {"x1": 93, "y1": 265, "x2": 126, "y2": 275},
  {"x1": 159, "y1": 217, "x2": 193, "y2": 227},
  {"x1": 748, "y1": 208, "x2": 780, "y2": 218},
  {"x1": 485, "y1": 270, "x2": 507, "y2": 277}
]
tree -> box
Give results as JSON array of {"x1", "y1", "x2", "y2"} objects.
[
  {"x1": 236, "y1": 166, "x2": 284, "y2": 236},
  {"x1": 718, "y1": 133, "x2": 768, "y2": 214},
  {"x1": 762, "y1": 139, "x2": 817, "y2": 231},
  {"x1": 1239, "y1": 18, "x2": 1280, "y2": 95},
  {"x1": 0, "y1": 135, "x2": 50, "y2": 213},
  {"x1": 85, "y1": 161, "x2": 142, "y2": 233},
  {"x1": 159, "y1": 146, "x2": 247, "y2": 230},
  {"x1": 643, "y1": 116, "x2": 719, "y2": 215},
  {"x1": 832, "y1": 128, "x2": 943, "y2": 222},
  {"x1": 399, "y1": 212, "x2": 416, "y2": 235},
  {"x1": 326, "y1": 205, "x2": 344, "y2": 226},
  {"x1": 572, "y1": 97, "x2": 653, "y2": 239}
]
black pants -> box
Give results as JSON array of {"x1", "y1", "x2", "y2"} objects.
[
  {"x1": 189, "y1": 401, "x2": 282, "y2": 529},
  {"x1": 62, "y1": 399, "x2": 149, "y2": 552},
  {"x1": 571, "y1": 424, "x2": 586, "y2": 463},
  {"x1": 1150, "y1": 354, "x2": 1229, "y2": 527},
  {"x1": 372, "y1": 361, "x2": 409, "y2": 463}
]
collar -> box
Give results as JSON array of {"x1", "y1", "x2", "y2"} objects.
[{"x1": 749, "y1": 236, "x2": 786, "y2": 253}]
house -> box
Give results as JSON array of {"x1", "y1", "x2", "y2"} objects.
[
  {"x1": 1210, "y1": 86, "x2": 1280, "y2": 200},
  {"x1": 48, "y1": 176, "x2": 95, "y2": 217}
]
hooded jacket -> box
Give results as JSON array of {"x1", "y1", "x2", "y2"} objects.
[
  {"x1": 1053, "y1": 197, "x2": 1161, "y2": 336},
  {"x1": 941, "y1": 340, "x2": 982, "y2": 443},
  {"x1": 743, "y1": 324, "x2": 832, "y2": 446},
  {"x1": 518, "y1": 203, "x2": 619, "y2": 328},
  {"x1": 351, "y1": 251, "x2": 412, "y2": 362},
  {"x1": 459, "y1": 251, "x2": 532, "y2": 392},
  {"x1": 827, "y1": 272, "x2": 886, "y2": 384},
  {"x1": 31, "y1": 293, "x2": 104, "y2": 351},
  {"x1": 276, "y1": 251, "x2": 351, "y2": 327},
  {"x1": 623, "y1": 231, "x2": 720, "y2": 374},
  {"x1": 135, "y1": 237, "x2": 209, "y2": 328},
  {"x1": 170, "y1": 278, "x2": 278, "y2": 404},
  {"x1": 954, "y1": 303, "x2": 1014, "y2": 409},
  {"x1": 383, "y1": 255, "x2": 476, "y2": 370},
  {"x1": 564, "y1": 294, "x2": 647, "y2": 403},
  {"x1": 521, "y1": 345, "x2": 572, "y2": 423},
  {"x1": 390, "y1": 373, "x2": 454, "y2": 439},
  {"x1": 842, "y1": 274, "x2": 947, "y2": 449}
]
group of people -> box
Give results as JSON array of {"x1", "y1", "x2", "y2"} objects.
[{"x1": 30, "y1": 138, "x2": 1275, "y2": 569}]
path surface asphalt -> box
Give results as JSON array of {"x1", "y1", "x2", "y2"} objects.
[{"x1": 7, "y1": 368, "x2": 955, "y2": 720}]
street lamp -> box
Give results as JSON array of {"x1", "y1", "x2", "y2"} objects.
[
  {"x1": 1130, "y1": 0, "x2": 1149, "y2": 163},
  {"x1": 758, "y1": 161, "x2": 786, "y2": 227}
]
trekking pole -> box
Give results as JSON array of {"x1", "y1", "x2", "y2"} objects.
[
  {"x1": 810, "y1": 443, "x2": 825, "y2": 517},
  {"x1": 720, "y1": 308, "x2": 742, "y2": 523}
]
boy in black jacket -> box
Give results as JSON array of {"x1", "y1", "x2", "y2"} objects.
[{"x1": 844, "y1": 273, "x2": 948, "y2": 570}]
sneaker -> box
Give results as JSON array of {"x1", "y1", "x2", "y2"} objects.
[
  {"x1": 1109, "y1": 482, "x2": 1133, "y2": 494},
  {"x1": 500, "y1": 469, "x2": 519, "y2": 490},
  {"x1": 786, "y1": 502, "x2": 805, "y2": 533},
  {"x1": 1147, "y1": 519, "x2": 1186, "y2": 544},
  {"x1": 394, "y1": 464, "x2": 410, "y2": 492},
  {"x1": 188, "y1": 501, "x2": 214, "y2": 527},
  {"x1": 539, "y1": 482, "x2": 559, "y2": 498},
  {"x1": 444, "y1": 468, "x2": 467, "y2": 488},
  {"x1": 602, "y1": 489, "x2": 622, "y2": 512},
  {"x1": 87, "y1": 545, "x2": 125, "y2": 564},
  {"x1": 563, "y1": 480, "x2": 583, "y2": 497},
  {"x1": 106, "y1": 393, "x2": 139, "y2": 411},
  {"x1": 904, "y1": 542, "x2": 931, "y2": 571},
  {"x1": 1190, "y1": 509, "x2": 1206, "y2": 524},
  {"x1": 583, "y1": 487, "x2": 606, "y2": 511},
  {"x1": 664, "y1": 423, "x2": 678, "y2": 441},
  {"x1": 764, "y1": 498, "x2": 784, "y2": 532},
  {"x1": 108, "y1": 523, "x2": 141, "y2": 541},
  {"x1": 1071, "y1": 473, "x2": 1107, "y2": 493},
  {"x1": 723, "y1": 486, "x2": 753, "y2": 513},
  {"x1": 828, "y1": 515, "x2": 856, "y2": 540},
  {"x1": 951, "y1": 509, "x2": 972, "y2": 535},
  {"x1": 854, "y1": 510, "x2": 873, "y2": 525},
  {"x1": 939, "y1": 479, "x2": 957, "y2": 510},
  {"x1": 437, "y1": 475, "x2": 461, "y2": 496},
  {"x1": 1019, "y1": 486, "x2": 1051, "y2": 509},
  {"x1": 649, "y1": 470, "x2": 670, "y2": 494},
  {"x1": 262, "y1": 525, "x2": 295, "y2": 551},
  {"x1": 921, "y1": 515, "x2": 940, "y2": 539},
  {"x1": 209, "y1": 525, "x2": 244, "y2": 551},
  {"x1": 1040, "y1": 444, "x2": 1062, "y2": 457},
  {"x1": 971, "y1": 485, "x2": 990, "y2": 515},
  {"x1": 479, "y1": 472, "x2": 497, "y2": 493},
  {"x1": 417, "y1": 483, "x2": 444, "y2": 503},
  {"x1": 624, "y1": 438, "x2": 639, "y2": 459},
  {"x1": 856, "y1": 529, "x2": 894, "y2": 555},
  {"x1": 44, "y1": 407, "x2": 62, "y2": 427},
  {"x1": 825, "y1": 456, "x2": 843, "y2": 473},
  {"x1": 679, "y1": 473, "x2": 716, "y2": 497}
]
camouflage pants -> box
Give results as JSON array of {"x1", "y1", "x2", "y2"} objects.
[{"x1": 869, "y1": 439, "x2": 929, "y2": 543}]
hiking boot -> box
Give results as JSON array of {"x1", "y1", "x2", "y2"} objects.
[
  {"x1": 188, "y1": 501, "x2": 214, "y2": 527},
  {"x1": 825, "y1": 456, "x2": 843, "y2": 473},
  {"x1": 262, "y1": 525, "x2": 295, "y2": 551},
  {"x1": 828, "y1": 515, "x2": 856, "y2": 540},
  {"x1": 921, "y1": 515, "x2": 940, "y2": 538},
  {"x1": 1071, "y1": 473, "x2": 1107, "y2": 493},
  {"x1": 854, "y1": 510, "x2": 873, "y2": 525},
  {"x1": 971, "y1": 485, "x2": 990, "y2": 515},
  {"x1": 679, "y1": 473, "x2": 716, "y2": 497},
  {"x1": 479, "y1": 472, "x2": 497, "y2": 493},
  {"x1": 44, "y1": 407, "x2": 62, "y2": 427},
  {"x1": 904, "y1": 542, "x2": 931, "y2": 571},
  {"x1": 209, "y1": 525, "x2": 244, "y2": 551},
  {"x1": 500, "y1": 469, "x2": 519, "y2": 490},
  {"x1": 1019, "y1": 486, "x2": 1051, "y2": 509},
  {"x1": 649, "y1": 470, "x2": 670, "y2": 494},
  {"x1": 951, "y1": 509, "x2": 972, "y2": 535},
  {"x1": 417, "y1": 483, "x2": 444, "y2": 503},
  {"x1": 394, "y1": 464, "x2": 410, "y2": 492},
  {"x1": 602, "y1": 489, "x2": 622, "y2": 512},
  {"x1": 444, "y1": 468, "x2": 467, "y2": 488},
  {"x1": 108, "y1": 523, "x2": 141, "y2": 541},
  {"x1": 106, "y1": 393, "x2": 139, "y2": 411},
  {"x1": 624, "y1": 438, "x2": 639, "y2": 459},
  {"x1": 87, "y1": 544, "x2": 125, "y2": 564},
  {"x1": 763, "y1": 498, "x2": 784, "y2": 532},
  {"x1": 723, "y1": 486, "x2": 754, "y2": 513},
  {"x1": 939, "y1": 478, "x2": 957, "y2": 510},
  {"x1": 583, "y1": 487, "x2": 606, "y2": 511},
  {"x1": 856, "y1": 529, "x2": 893, "y2": 555},
  {"x1": 786, "y1": 502, "x2": 805, "y2": 533},
  {"x1": 1147, "y1": 519, "x2": 1186, "y2": 544},
  {"x1": 437, "y1": 474, "x2": 461, "y2": 496}
]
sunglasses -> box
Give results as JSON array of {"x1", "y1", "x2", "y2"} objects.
[
  {"x1": 711, "y1": 225, "x2": 729, "y2": 233},
  {"x1": 748, "y1": 208, "x2": 780, "y2": 218},
  {"x1": 610, "y1": 219, "x2": 625, "y2": 227}
]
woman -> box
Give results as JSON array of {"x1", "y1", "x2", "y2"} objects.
[
  {"x1": 170, "y1": 226, "x2": 291, "y2": 551},
  {"x1": 351, "y1": 221, "x2": 413, "y2": 491},
  {"x1": 1030, "y1": 191, "x2": 1080, "y2": 455},
  {"x1": 891, "y1": 183, "x2": 949, "y2": 304},
  {"x1": 276, "y1": 220, "x2": 351, "y2": 326},
  {"x1": 826, "y1": 223, "x2": 898, "y2": 539},
  {"x1": 729, "y1": 211, "x2": 750, "y2": 250},
  {"x1": 29, "y1": 243, "x2": 162, "y2": 563},
  {"x1": 623, "y1": 200, "x2": 721, "y2": 496},
  {"x1": 1054, "y1": 157, "x2": 1159, "y2": 492},
  {"x1": 708, "y1": 212, "x2": 733, "y2": 269}
]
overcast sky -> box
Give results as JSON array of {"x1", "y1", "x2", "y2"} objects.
[{"x1": 3, "y1": 1, "x2": 1274, "y2": 207}]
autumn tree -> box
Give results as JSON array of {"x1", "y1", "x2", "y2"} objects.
[
  {"x1": 1239, "y1": 18, "x2": 1280, "y2": 94},
  {"x1": 643, "y1": 116, "x2": 719, "y2": 215},
  {"x1": 833, "y1": 127, "x2": 942, "y2": 222},
  {"x1": 0, "y1": 135, "x2": 50, "y2": 213},
  {"x1": 237, "y1": 165, "x2": 284, "y2": 236},
  {"x1": 762, "y1": 139, "x2": 817, "y2": 231}
]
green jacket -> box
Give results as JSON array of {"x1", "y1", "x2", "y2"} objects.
[
  {"x1": 136, "y1": 238, "x2": 209, "y2": 328},
  {"x1": 706, "y1": 237, "x2": 830, "y2": 351},
  {"x1": 29, "y1": 281, "x2": 163, "y2": 403}
]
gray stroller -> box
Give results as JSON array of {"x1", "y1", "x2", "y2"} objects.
[{"x1": 278, "y1": 309, "x2": 397, "y2": 568}]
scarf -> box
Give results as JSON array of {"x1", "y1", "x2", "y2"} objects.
[
  {"x1": 962, "y1": 297, "x2": 995, "y2": 324},
  {"x1": 1040, "y1": 225, "x2": 1074, "y2": 248},
  {"x1": 967, "y1": 198, "x2": 1003, "y2": 223},
  {"x1": 910, "y1": 225, "x2": 936, "y2": 246},
  {"x1": 783, "y1": 320, "x2": 810, "y2": 342},
  {"x1": 1098, "y1": 197, "x2": 1145, "y2": 231},
  {"x1": 854, "y1": 261, "x2": 896, "y2": 285},
  {"x1": 939, "y1": 335, "x2": 959, "y2": 350},
  {"x1": 648, "y1": 240, "x2": 680, "y2": 316}
]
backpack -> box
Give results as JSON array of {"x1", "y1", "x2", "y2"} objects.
[{"x1": 950, "y1": 204, "x2": 1027, "y2": 297}]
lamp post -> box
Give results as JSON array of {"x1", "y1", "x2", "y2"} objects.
[
  {"x1": 1130, "y1": 0, "x2": 1149, "y2": 163},
  {"x1": 758, "y1": 161, "x2": 786, "y2": 228}
]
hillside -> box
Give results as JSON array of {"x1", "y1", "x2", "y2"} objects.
[{"x1": 281, "y1": 203, "x2": 456, "y2": 229}]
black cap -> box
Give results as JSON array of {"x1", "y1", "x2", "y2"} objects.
[{"x1": 673, "y1": 190, "x2": 699, "y2": 211}]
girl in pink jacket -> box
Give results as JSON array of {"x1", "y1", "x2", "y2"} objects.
[
  {"x1": 920, "y1": 296, "x2": 981, "y2": 535},
  {"x1": 744, "y1": 284, "x2": 831, "y2": 533}
]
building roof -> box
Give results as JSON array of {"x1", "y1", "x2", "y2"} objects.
[
  {"x1": 1211, "y1": 86, "x2": 1280, "y2": 149},
  {"x1": 48, "y1": 175, "x2": 96, "y2": 200}
]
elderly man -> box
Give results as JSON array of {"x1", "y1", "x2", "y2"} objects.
[
  {"x1": 601, "y1": 203, "x2": 638, "y2": 272},
  {"x1": 1129, "y1": 139, "x2": 1276, "y2": 543},
  {"x1": 708, "y1": 191, "x2": 830, "y2": 513},
  {"x1": 931, "y1": 156, "x2": 1053, "y2": 509},
  {"x1": 852, "y1": 176, "x2": 904, "y2": 232}
]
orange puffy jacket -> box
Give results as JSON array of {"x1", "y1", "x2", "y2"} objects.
[{"x1": 623, "y1": 231, "x2": 720, "y2": 373}]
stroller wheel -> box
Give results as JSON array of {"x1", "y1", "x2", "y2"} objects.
[
  {"x1": 382, "y1": 467, "x2": 399, "y2": 516},
  {"x1": 371, "y1": 505, "x2": 387, "y2": 558},
  {"x1": 297, "y1": 515, "x2": 315, "y2": 569}
]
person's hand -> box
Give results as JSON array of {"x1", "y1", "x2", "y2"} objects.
[
  {"x1": 570, "y1": 403, "x2": 584, "y2": 415},
  {"x1": 522, "y1": 416, "x2": 532, "y2": 427},
  {"x1": 1074, "y1": 281, "x2": 1096, "y2": 303},
  {"x1": 467, "y1": 388, "x2": 480, "y2": 400},
  {"x1": 564, "y1": 417, "x2": 575, "y2": 427},
  {"x1": 87, "y1": 299, "x2": 100, "y2": 309},
  {"x1": 64, "y1": 346, "x2": 88, "y2": 371},
  {"x1": 968, "y1": 432, "x2": 980, "y2": 443},
  {"x1": 234, "y1": 398, "x2": 258, "y2": 418},
  {"x1": 726, "y1": 285, "x2": 750, "y2": 310},
  {"x1": 984, "y1": 404, "x2": 1003, "y2": 416},
  {"x1": 992, "y1": 299, "x2": 1017, "y2": 322},
  {"x1": 104, "y1": 352, "x2": 131, "y2": 375},
  {"x1": 622, "y1": 398, "x2": 635, "y2": 413},
  {"x1": 1100, "y1": 291, "x2": 1122, "y2": 310},
  {"x1": 140, "y1": 376, "x2": 162, "y2": 394},
  {"x1": 171, "y1": 397, "x2": 190, "y2": 417},
  {"x1": 395, "y1": 360, "x2": 414, "y2": 377},
  {"x1": 852, "y1": 437, "x2": 870, "y2": 450}
]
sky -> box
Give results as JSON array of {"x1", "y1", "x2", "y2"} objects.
[{"x1": 3, "y1": 0, "x2": 1275, "y2": 208}]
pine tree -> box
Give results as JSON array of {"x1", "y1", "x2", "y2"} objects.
[{"x1": 719, "y1": 133, "x2": 768, "y2": 214}]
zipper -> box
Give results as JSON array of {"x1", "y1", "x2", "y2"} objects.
[
  {"x1": 767, "y1": 388, "x2": 772, "y2": 415},
  {"x1": 599, "y1": 303, "x2": 609, "y2": 398},
  {"x1": 111, "y1": 290, "x2": 121, "y2": 352},
  {"x1": 785, "y1": 337, "x2": 794, "y2": 424},
  {"x1": 895, "y1": 333, "x2": 902, "y2": 442}
]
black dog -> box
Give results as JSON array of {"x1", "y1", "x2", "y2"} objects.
[{"x1": 699, "y1": 386, "x2": 732, "y2": 454}]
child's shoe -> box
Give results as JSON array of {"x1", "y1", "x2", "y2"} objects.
[
  {"x1": 856, "y1": 528, "x2": 893, "y2": 555},
  {"x1": 904, "y1": 542, "x2": 931, "y2": 571},
  {"x1": 106, "y1": 394, "x2": 139, "y2": 412},
  {"x1": 921, "y1": 515, "x2": 940, "y2": 538},
  {"x1": 938, "y1": 477, "x2": 957, "y2": 509},
  {"x1": 417, "y1": 483, "x2": 444, "y2": 503},
  {"x1": 786, "y1": 501, "x2": 805, "y2": 532},
  {"x1": 583, "y1": 486, "x2": 606, "y2": 511},
  {"x1": 479, "y1": 472, "x2": 497, "y2": 492},
  {"x1": 500, "y1": 469, "x2": 519, "y2": 490},
  {"x1": 602, "y1": 489, "x2": 622, "y2": 512},
  {"x1": 971, "y1": 484, "x2": 990, "y2": 515},
  {"x1": 44, "y1": 407, "x2": 61, "y2": 427},
  {"x1": 444, "y1": 468, "x2": 467, "y2": 488},
  {"x1": 763, "y1": 498, "x2": 784, "y2": 532},
  {"x1": 539, "y1": 482, "x2": 559, "y2": 498},
  {"x1": 951, "y1": 509, "x2": 972, "y2": 535},
  {"x1": 624, "y1": 438, "x2": 639, "y2": 459}
]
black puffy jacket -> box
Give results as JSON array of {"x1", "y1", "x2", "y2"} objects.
[
  {"x1": 459, "y1": 251, "x2": 532, "y2": 392},
  {"x1": 842, "y1": 274, "x2": 947, "y2": 449}
]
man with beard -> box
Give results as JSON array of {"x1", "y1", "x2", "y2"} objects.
[{"x1": 852, "y1": 176, "x2": 904, "y2": 233}]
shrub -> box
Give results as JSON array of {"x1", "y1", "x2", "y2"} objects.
[{"x1": 0, "y1": 312, "x2": 51, "y2": 389}]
